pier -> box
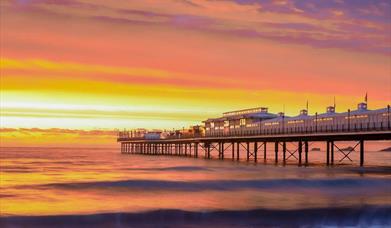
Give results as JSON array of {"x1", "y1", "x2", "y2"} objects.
[
  {"x1": 118, "y1": 131, "x2": 391, "y2": 167},
  {"x1": 117, "y1": 103, "x2": 391, "y2": 167}
]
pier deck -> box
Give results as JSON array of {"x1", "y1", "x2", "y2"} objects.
[{"x1": 118, "y1": 130, "x2": 391, "y2": 167}]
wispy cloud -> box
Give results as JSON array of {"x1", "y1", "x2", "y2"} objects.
[{"x1": 3, "y1": 0, "x2": 390, "y2": 54}]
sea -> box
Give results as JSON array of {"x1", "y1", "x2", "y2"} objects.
[{"x1": 0, "y1": 141, "x2": 390, "y2": 227}]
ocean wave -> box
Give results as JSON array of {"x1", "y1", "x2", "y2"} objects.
[
  {"x1": 122, "y1": 166, "x2": 211, "y2": 172},
  {"x1": 24, "y1": 178, "x2": 391, "y2": 192},
  {"x1": 1, "y1": 206, "x2": 390, "y2": 227}
]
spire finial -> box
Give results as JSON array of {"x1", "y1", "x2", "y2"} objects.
[
  {"x1": 306, "y1": 100, "x2": 309, "y2": 112},
  {"x1": 365, "y1": 92, "x2": 368, "y2": 104}
]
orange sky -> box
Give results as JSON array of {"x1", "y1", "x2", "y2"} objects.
[{"x1": 0, "y1": 0, "x2": 390, "y2": 146}]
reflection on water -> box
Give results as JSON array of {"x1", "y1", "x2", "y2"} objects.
[{"x1": 0, "y1": 143, "x2": 390, "y2": 226}]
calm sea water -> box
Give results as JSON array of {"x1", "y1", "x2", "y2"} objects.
[{"x1": 1, "y1": 142, "x2": 391, "y2": 227}]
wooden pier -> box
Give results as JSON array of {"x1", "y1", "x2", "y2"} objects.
[{"x1": 118, "y1": 131, "x2": 391, "y2": 167}]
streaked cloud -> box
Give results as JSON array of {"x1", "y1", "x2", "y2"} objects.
[
  {"x1": 1, "y1": 0, "x2": 390, "y2": 144},
  {"x1": 0, "y1": 128, "x2": 118, "y2": 147},
  {"x1": 2, "y1": 0, "x2": 389, "y2": 54}
]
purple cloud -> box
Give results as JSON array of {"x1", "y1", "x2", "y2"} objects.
[{"x1": 3, "y1": 0, "x2": 390, "y2": 55}]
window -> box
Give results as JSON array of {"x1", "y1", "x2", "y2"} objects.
[
  {"x1": 224, "y1": 120, "x2": 229, "y2": 127},
  {"x1": 345, "y1": 115, "x2": 368, "y2": 119},
  {"x1": 265, "y1": 122, "x2": 279, "y2": 126},
  {"x1": 287, "y1": 120, "x2": 304, "y2": 124},
  {"x1": 240, "y1": 118, "x2": 246, "y2": 126},
  {"x1": 314, "y1": 117, "x2": 333, "y2": 122}
]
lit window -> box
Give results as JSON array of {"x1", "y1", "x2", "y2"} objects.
[
  {"x1": 345, "y1": 115, "x2": 368, "y2": 119},
  {"x1": 288, "y1": 120, "x2": 304, "y2": 124},
  {"x1": 224, "y1": 120, "x2": 229, "y2": 127},
  {"x1": 240, "y1": 118, "x2": 246, "y2": 126},
  {"x1": 314, "y1": 117, "x2": 333, "y2": 122}
]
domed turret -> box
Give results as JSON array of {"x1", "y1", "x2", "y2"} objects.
[
  {"x1": 326, "y1": 106, "x2": 335, "y2": 114},
  {"x1": 300, "y1": 109, "x2": 308, "y2": 116},
  {"x1": 357, "y1": 102, "x2": 367, "y2": 111}
]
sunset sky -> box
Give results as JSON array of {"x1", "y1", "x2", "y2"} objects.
[{"x1": 1, "y1": 0, "x2": 390, "y2": 146}]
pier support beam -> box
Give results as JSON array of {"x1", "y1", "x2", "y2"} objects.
[
  {"x1": 275, "y1": 141, "x2": 279, "y2": 164},
  {"x1": 232, "y1": 142, "x2": 235, "y2": 160},
  {"x1": 254, "y1": 142, "x2": 258, "y2": 163},
  {"x1": 326, "y1": 141, "x2": 330, "y2": 166},
  {"x1": 218, "y1": 143, "x2": 221, "y2": 159},
  {"x1": 264, "y1": 142, "x2": 267, "y2": 162},
  {"x1": 207, "y1": 144, "x2": 211, "y2": 159},
  {"x1": 246, "y1": 142, "x2": 250, "y2": 162},
  {"x1": 216, "y1": 143, "x2": 220, "y2": 159},
  {"x1": 331, "y1": 141, "x2": 334, "y2": 165},
  {"x1": 282, "y1": 142, "x2": 286, "y2": 164},
  {"x1": 360, "y1": 140, "x2": 364, "y2": 167},
  {"x1": 298, "y1": 141, "x2": 302, "y2": 166},
  {"x1": 221, "y1": 142, "x2": 225, "y2": 160},
  {"x1": 305, "y1": 141, "x2": 309, "y2": 165},
  {"x1": 236, "y1": 142, "x2": 240, "y2": 161},
  {"x1": 195, "y1": 143, "x2": 198, "y2": 158}
]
